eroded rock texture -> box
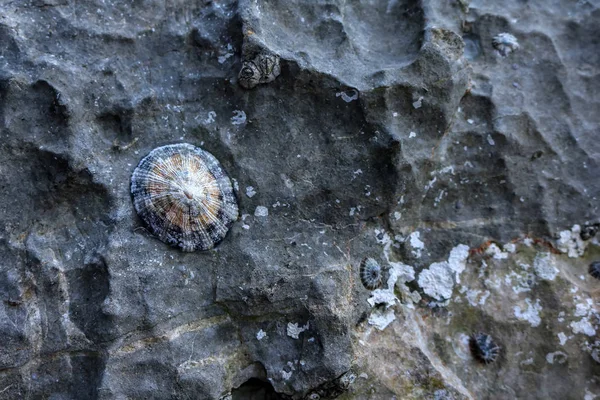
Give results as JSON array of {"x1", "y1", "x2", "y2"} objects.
[{"x1": 0, "y1": 0, "x2": 598, "y2": 399}]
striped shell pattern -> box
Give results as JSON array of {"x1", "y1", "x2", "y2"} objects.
[{"x1": 131, "y1": 143, "x2": 238, "y2": 251}]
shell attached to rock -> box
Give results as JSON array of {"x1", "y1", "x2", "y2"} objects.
[
  {"x1": 492, "y1": 32, "x2": 519, "y2": 57},
  {"x1": 470, "y1": 333, "x2": 500, "y2": 364},
  {"x1": 238, "y1": 53, "x2": 281, "y2": 89},
  {"x1": 359, "y1": 257, "x2": 383, "y2": 290},
  {"x1": 130, "y1": 143, "x2": 238, "y2": 252},
  {"x1": 589, "y1": 261, "x2": 600, "y2": 280}
]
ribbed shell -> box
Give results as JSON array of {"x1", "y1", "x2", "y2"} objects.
[
  {"x1": 359, "y1": 257, "x2": 383, "y2": 290},
  {"x1": 131, "y1": 143, "x2": 238, "y2": 252},
  {"x1": 470, "y1": 333, "x2": 500, "y2": 364}
]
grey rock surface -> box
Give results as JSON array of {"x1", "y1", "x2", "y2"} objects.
[{"x1": 0, "y1": 0, "x2": 598, "y2": 399}]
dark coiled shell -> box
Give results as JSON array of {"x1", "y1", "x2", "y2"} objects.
[
  {"x1": 131, "y1": 143, "x2": 238, "y2": 252},
  {"x1": 359, "y1": 257, "x2": 383, "y2": 290},
  {"x1": 470, "y1": 333, "x2": 500, "y2": 364},
  {"x1": 589, "y1": 261, "x2": 600, "y2": 280}
]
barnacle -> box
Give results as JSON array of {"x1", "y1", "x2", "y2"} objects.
[
  {"x1": 470, "y1": 333, "x2": 500, "y2": 364},
  {"x1": 238, "y1": 53, "x2": 280, "y2": 89},
  {"x1": 130, "y1": 143, "x2": 238, "y2": 251},
  {"x1": 492, "y1": 33, "x2": 519, "y2": 57},
  {"x1": 238, "y1": 61, "x2": 261, "y2": 90},
  {"x1": 589, "y1": 261, "x2": 600, "y2": 280},
  {"x1": 359, "y1": 257, "x2": 383, "y2": 290},
  {"x1": 581, "y1": 224, "x2": 599, "y2": 241}
]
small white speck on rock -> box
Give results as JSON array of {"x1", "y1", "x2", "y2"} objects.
[{"x1": 287, "y1": 322, "x2": 309, "y2": 339}]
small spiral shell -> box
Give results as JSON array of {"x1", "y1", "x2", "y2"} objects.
[{"x1": 359, "y1": 258, "x2": 383, "y2": 290}]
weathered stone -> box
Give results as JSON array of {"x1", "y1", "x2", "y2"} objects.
[{"x1": 0, "y1": 0, "x2": 598, "y2": 398}]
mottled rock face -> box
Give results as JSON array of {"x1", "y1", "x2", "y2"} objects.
[{"x1": 0, "y1": 0, "x2": 598, "y2": 399}]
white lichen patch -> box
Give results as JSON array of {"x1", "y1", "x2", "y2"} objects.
[
  {"x1": 503, "y1": 243, "x2": 516, "y2": 253},
  {"x1": 256, "y1": 329, "x2": 267, "y2": 340},
  {"x1": 505, "y1": 270, "x2": 534, "y2": 294},
  {"x1": 287, "y1": 322, "x2": 309, "y2": 339},
  {"x1": 245, "y1": 186, "x2": 256, "y2": 198},
  {"x1": 447, "y1": 245, "x2": 470, "y2": 280},
  {"x1": 367, "y1": 289, "x2": 396, "y2": 308},
  {"x1": 570, "y1": 298, "x2": 597, "y2": 336},
  {"x1": 575, "y1": 299, "x2": 594, "y2": 317},
  {"x1": 533, "y1": 252, "x2": 559, "y2": 281},
  {"x1": 418, "y1": 263, "x2": 454, "y2": 301},
  {"x1": 408, "y1": 231, "x2": 425, "y2": 258},
  {"x1": 465, "y1": 289, "x2": 490, "y2": 307},
  {"x1": 569, "y1": 318, "x2": 596, "y2": 336},
  {"x1": 486, "y1": 243, "x2": 508, "y2": 259},
  {"x1": 513, "y1": 298, "x2": 542, "y2": 327},
  {"x1": 557, "y1": 225, "x2": 587, "y2": 258},
  {"x1": 367, "y1": 308, "x2": 396, "y2": 330},
  {"x1": 367, "y1": 262, "x2": 414, "y2": 309},
  {"x1": 557, "y1": 332, "x2": 569, "y2": 346},
  {"x1": 364, "y1": 231, "x2": 420, "y2": 330},
  {"x1": 584, "y1": 389, "x2": 598, "y2": 400},
  {"x1": 254, "y1": 206, "x2": 269, "y2": 217},
  {"x1": 374, "y1": 229, "x2": 391, "y2": 245},
  {"x1": 417, "y1": 244, "x2": 470, "y2": 301}
]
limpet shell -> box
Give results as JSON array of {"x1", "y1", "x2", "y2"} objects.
[{"x1": 130, "y1": 143, "x2": 238, "y2": 251}]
